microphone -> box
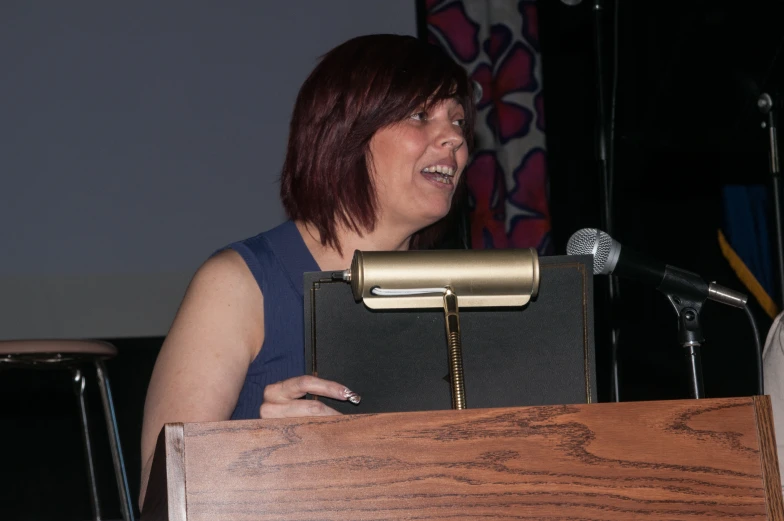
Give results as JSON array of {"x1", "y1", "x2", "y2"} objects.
[{"x1": 566, "y1": 228, "x2": 748, "y2": 308}]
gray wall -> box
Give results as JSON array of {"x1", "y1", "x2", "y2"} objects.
[{"x1": 0, "y1": 1, "x2": 416, "y2": 339}]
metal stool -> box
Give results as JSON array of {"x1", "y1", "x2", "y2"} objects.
[{"x1": 0, "y1": 340, "x2": 135, "y2": 521}]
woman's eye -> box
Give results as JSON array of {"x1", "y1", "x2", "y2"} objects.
[
  {"x1": 411, "y1": 111, "x2": 428, "y2": 121},
  {"x1": 453, "y1": 118, "x2": 466, "y2": 129}
]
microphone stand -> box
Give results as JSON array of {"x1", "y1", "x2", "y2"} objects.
[
  {"x1": 592, "y1": 0, "x2": 621, "y2": 401},
  {"x1": 758, "y1": 93, "x2": 784, "y2": 308},
  {"x1": 660, "y1": 266, "x2": 709, "y2": 399}
]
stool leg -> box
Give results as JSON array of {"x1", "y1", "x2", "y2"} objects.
[
  {"x1": 73, "y1": 368, "x2": 102, "y2": 521},
  {"x1": 94, "y1": 360, "x2": 135, "y2": 521}
]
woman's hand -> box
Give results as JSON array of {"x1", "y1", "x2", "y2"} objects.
[{"x1": 260, "y1": 375, "x2": 361, "y2": 418}]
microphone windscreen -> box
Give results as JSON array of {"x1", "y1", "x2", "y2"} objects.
[{"x1": 566, "y1": 228, "x2": 614, "y2": 275}]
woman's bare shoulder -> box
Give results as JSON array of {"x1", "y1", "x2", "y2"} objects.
[{"x1": 190, "y1": 248, "x2": 256, "y2": 292}]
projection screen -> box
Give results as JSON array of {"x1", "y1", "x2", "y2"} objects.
[{"x1": 0, "y1": 1, "x2": 417, "y2": 340}]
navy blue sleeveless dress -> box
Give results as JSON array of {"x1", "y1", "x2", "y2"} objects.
[{"x1": 221, "y1": 220, "x2": 320, "y2": 420}]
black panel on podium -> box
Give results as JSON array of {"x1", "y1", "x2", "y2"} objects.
[{"x1": 304, "y1": 254, "x2": 596, "y2": 414}]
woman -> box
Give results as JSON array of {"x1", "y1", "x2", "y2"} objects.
[{"x1": 139, "y1": 33, "x2": 475, "y2": 505}]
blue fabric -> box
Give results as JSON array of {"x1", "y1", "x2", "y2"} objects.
[
  {"x1": 722, "y1": 185, "x2": 774, "y2": 297},
  {"x1": 221, "y1": 220, "x2": 320, "y2": 420},
  {"x1": 723, "y1": 185, "x2": 774, "y2": 296}
]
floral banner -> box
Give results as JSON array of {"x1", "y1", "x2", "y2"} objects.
[{"x1": 426, "y1": 0, "x2": 551, "y2": 253}]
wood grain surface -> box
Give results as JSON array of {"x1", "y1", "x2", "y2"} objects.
[
  {"x1": 141, "y1": 423, "x2": 186, "y2": 521},
  {"x1": 753, "y1": 396, "x2": 784, "y2": 520},
  {"x1": 171, "y1": 397, "x2": 781, "y2": 520}
]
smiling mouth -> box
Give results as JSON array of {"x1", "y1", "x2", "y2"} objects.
[{"x1": 421, "y1": 165, "x2": 455, "y2": 185}]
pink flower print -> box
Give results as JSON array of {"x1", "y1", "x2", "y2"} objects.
[
  {"x1": 465, "y1": 151, "x2": 509, "y2": 249},
  {"x1": 534, "y1": 91, "x2": 545, "y2": 132},
  {"x1": 518, "y1": 0, "x2": 540, "y2": 51},
  {"x1": 427, "y1": 0, "x2": 480, "y2": 63},
  {"x1": 508, "y1": 148, "x2": 552, "y2": 252},
  {"x1": 472, "y1": 25, "x2": 538, "y2": 144}
]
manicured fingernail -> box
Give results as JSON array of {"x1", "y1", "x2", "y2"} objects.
[{"x1": 343, "y1": 388, "x2": 361, "y2": 405}]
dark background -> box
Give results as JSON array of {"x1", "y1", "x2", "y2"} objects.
[
  {"x1": 2, "y1": 1, "x2": 783, "y2": 519},
  {"x1": 542, "y1": 0, "x2": 782, "y2": 405}
]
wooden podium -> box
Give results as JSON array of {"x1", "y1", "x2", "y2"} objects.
[{"x1": 142, "y1": 397, "x2": 784, "y2": 520}]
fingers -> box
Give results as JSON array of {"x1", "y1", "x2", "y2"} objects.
[
  {"x1": 263, "y1": 375, "x2": 360, "y2": 404},
  {"x1": 259, "y1": 375, "x2": 362, "y2": 420},
  {"x1": 260, "y1": 399, "x2": 342, "y2": 419}
]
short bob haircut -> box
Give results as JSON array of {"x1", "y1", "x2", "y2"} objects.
[{"x1": 280, "y1": 34, "x2": 476, "y2": 252}]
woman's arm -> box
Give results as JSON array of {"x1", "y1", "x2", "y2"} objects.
[
  {"x1": 138, "y1": 249, "x2": 357, "y2": 508},
  {"x1": 139, "y1": 249, "x2": 263, "y2": 507}
]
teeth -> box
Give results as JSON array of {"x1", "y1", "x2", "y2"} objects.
[{"x1": 423, "y1": 165, "x2": 455, "y2": 176}]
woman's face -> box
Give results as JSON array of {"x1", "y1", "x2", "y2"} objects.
[{"x1": 368, "y1": 98, "x2": 468, "y2": 233}]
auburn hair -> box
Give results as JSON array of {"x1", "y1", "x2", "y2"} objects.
[{"x1": 279, "y1": 34, "x2": 476, "y2": 251}]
